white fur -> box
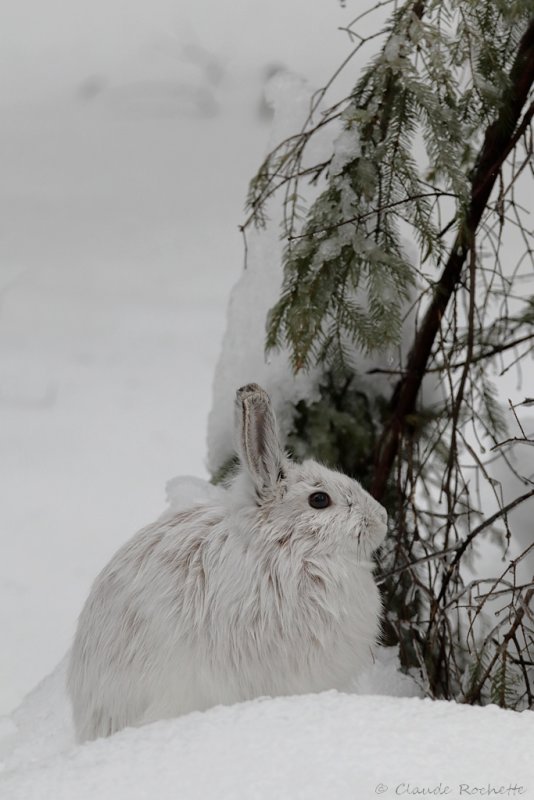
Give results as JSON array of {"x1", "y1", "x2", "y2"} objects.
[{"x1": 67, "y1": 384, "x2": 387, "y2": 741}]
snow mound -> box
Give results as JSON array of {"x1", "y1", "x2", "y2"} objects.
[
  {"x1": 164, "y1": 475, "x2": 225, "y2": 511},
  {"x1": 206, "y1": 73, "x2": 325, "y2": 476},
  {"x1": 0, "y1": 658, "x2": 73, "y2": 773},
  {"x1": 2, "y1": 642, "x2": 531, "y2": 799},
  {"x1": 0, "y1": 646, "x2": 419, "y2": 776},
  {"x1": 2, "y1": 687, "x2": 533, "y2": 800},
  {"x1": 353, "y1": 646, "x2": 421, "y2": 698}
]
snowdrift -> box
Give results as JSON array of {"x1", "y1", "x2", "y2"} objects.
[
  {"x1": 1, "y1": 650, "x2": 532, "y2": 800},
  {"x1": 0, "y1": 660, "x2": 532, "y2": 800}
]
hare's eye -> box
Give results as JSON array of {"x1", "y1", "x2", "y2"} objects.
[{"x1": 309, "y1": 492, "x2": 331, "y2": 509}]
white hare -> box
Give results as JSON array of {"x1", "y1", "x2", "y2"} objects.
[{"x1": 68, "y1": 383, "x2": 387, "y2": 741}]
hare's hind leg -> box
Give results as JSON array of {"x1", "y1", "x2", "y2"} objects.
[
  {"x1": 75, "y1": 706, "x2": 113, "y2": 742},
  {"x1": 73, "y1": 693, "x2": 146, "y2": 742}
]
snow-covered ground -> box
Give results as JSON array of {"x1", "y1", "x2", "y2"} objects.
[{"x1": 0, "y1": 655, "x2": 532, "y2": 800}]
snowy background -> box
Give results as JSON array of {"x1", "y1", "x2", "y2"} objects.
[
  {"x1": 1, "y1": 1, "x2": 533, "y2": 797},
  {"x1": 0, "y1": 0, "x2": 361, "y2": 716}
]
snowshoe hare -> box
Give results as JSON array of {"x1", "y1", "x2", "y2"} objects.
[{"x1": 68, "y1": 383, "x2": 387, "y2": 741}]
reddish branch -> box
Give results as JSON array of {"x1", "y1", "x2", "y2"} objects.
[{"x1": 371, "y1": 16, "x2": 534, "y2": 501}]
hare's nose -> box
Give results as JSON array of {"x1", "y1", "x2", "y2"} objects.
[
  {"x1": 370, "y1": 503, "x2": 388, "y2": 539},
  {"x1": 366, "y1": 495, "x2": 387, "y2": 524}
]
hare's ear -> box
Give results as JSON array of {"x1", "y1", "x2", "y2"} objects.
[{"x1": 235, "y1": 384, "x2": 286, "y2": 496}]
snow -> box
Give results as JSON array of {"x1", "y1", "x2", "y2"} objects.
[
  {"x1": 0, "y1": 659, "x2": 73, "y2": 773},
  {"x1": 330, "y1": 126, "x2": 361, "y2": 176},
  {"x1": 0, "y1": 659, "x2": 532, "y2": 799},
  {"x1": 352, "y1": 646, "x2": 422, "y2": 699},
  {"x1": 206, "y1": 73, "x2": 326, "y2": 476},
  {"x1": 383, "y1": 34, "x2": 403, "y2": 64},
  {"x1": 165, "y1": 475, "x2": 224, "y2": 512}
]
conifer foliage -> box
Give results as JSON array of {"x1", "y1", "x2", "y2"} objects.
[{"x1": 245, "y1": 1, "x2": 534, "y2": 707}]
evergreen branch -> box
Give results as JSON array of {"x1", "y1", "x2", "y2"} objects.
[
  {"x1": 371, "y1": 15, "x2": 534, "y2": 501},
  {"x1": 286, "y1": 191, "x2": 457, "y2": 242}
]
